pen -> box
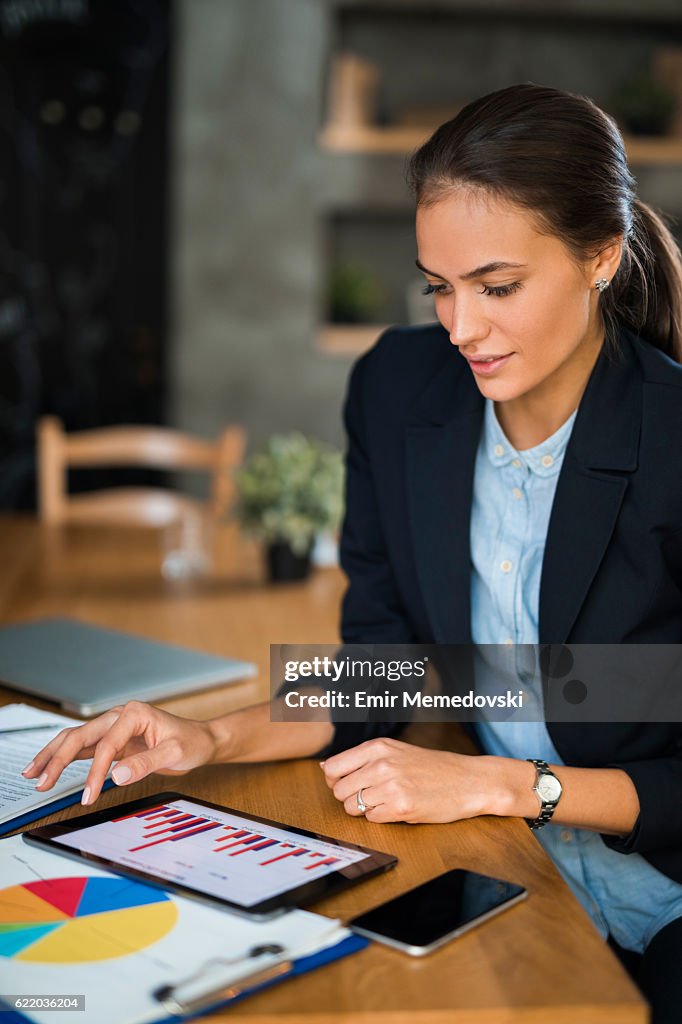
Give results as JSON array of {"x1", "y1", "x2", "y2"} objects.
[{"x1": 0, "y1": 724, "x2": 66, "y2": 734}]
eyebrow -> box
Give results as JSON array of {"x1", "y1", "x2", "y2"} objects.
[{"x1": 415, "y1": 258, "x2": 527, "y2": 281}]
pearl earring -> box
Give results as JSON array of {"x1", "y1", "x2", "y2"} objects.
[{"x1": 595, "y1": 278, "x2": 610, "y2": 293}]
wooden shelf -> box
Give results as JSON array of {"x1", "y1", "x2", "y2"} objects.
[
  {"x1": 320, "y1": 124, "x2": 682, "y2": 165},
  {"x1": 315, "y1": 323, "x2": 391, "y2": 356},
  {"x1": 320, "y1": 124, "x2": 429, "y2": 155},
  {"x1": 334, "y1": 0, "x2": 682, "y2": 21},
  {"x1": 626, "y1": 137, "x2": 682, "y2": 164}
]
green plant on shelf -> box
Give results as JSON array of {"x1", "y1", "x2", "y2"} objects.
[
  {"x1": 610, "y1": 74, "x2": 676, "y2": 137},
  {"x1": 328, "y1": 261, "x2": 385, "y2": 324}
]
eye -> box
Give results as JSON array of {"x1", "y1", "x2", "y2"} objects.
[
  {"x1": 479, "y1": 281, "x2": 522, "y2": 298},
  {"x1": 421, "y1": 282, "x2": 449, "y2": 296}
]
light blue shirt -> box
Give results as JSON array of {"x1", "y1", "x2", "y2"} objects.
[{"x1": 470, "y1": 399, "x2": 682, "y2": 954}]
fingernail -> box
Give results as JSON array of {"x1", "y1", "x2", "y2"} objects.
[
  {"x1": 81, "y1": 786, "x2": 91, "y2": 806},
  {"x1": 35, "y1": 772, "x2": 48, "y2": 789},
  {"x1": 112, "y1": 765, "x2": 132, "y2": 785},
  {"x1": 21, "y1": 760, "x2": 34, "y2": 776}
]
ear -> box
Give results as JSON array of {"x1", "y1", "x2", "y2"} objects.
[{"x1": 590, "y1": 236, "x2": 624, "y2": 286}]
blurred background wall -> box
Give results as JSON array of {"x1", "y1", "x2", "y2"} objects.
[
  {"x1": 1, "y1": 0, "x2": 681, "y2": 508},
  {"x1": 170, "y1": 0, "x2": 346, "y2": 457}
]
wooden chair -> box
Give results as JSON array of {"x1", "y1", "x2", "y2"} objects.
[{"x1": 37, "y1": 416, "x2": 246, "y2": 527}]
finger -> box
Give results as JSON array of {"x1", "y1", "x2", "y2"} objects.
[
  {"x1": 105, "y1": 738, "x2": 184, "y2": 791},
  {"x1": 23, "y1": 708, "x2": 125, "y2": 778},
  {"x1": 25, "y1": 712, "x2": 124, "y2": 780},
  {"x1": 80, "y1": 710, "x2": 159, "y2": 803},
  {"x1": 341, "y1": 785, "x2": 383, "y2": 818},
  {"x1": 24, "y1": 736, "x2": 100, "y2": 779},
  {"x1": 331, "y1": 755, "x2": 397, "y2": 803},
  {"x1": 30, "y1": 711, "x2": 121, "y2": 790},
  {"x1": 21, "y1": 728, "x2": 77, "y2": 779},
  {"x1": 322, "y1": 738, "x2": 392, "y2": 786},
  {"x1": 346, "y1": 781, "x2": 410, "y2": 823},
  {"x1": 364, "y1": 802, "x2": 399, "y2": 824},
  {"x1": 364, "y1": 781, "x2": 412, "y2": 823}
]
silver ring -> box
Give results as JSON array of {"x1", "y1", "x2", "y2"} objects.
[{"x1": 356, "y1": 788, "x2": 368, "y2": 814}]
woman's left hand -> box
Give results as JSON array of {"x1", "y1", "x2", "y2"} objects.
[{"x1": 320, "y1": 737, "x2": 506, "y2": 824}]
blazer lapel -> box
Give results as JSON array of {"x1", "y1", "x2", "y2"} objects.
[
  {"x1": 403, "y1": 330, "x2": 642, "y2": 646},
  {"x1": 406, "y1": 350, "x2": 483, "y2": 643},
  {"x1": 539, "y1": 336, "x2": 642, "y2": 643}
]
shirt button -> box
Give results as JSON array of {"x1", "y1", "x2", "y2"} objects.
[
  {"x1": 512, "y1": 487, "x2": 522, "y2": 500},
  {"x1": 500, "y1": 560, "x2": 513, "y2": 573},
  {"x1": 541, "y1": 454, "x2": 554, "y2": 468},
  {"x1": 512, "y1": 459, "x2": 522, "y2": 469},
  {"x1": 494, "y1": 444, "x2": 505, "y2": 457},
  {"x1": 560, "y1": 830, "x2": 572, "y2": 843}
]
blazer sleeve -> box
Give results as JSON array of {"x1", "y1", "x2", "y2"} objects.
[
  {"x1": 602, "y1": 531, "x2": 682, "y2": 857},
  {"x1": 339, "y1": 347, "x2": 419, "y2": 646},
  {"x1": 309, "y1": 346, "x2": 420, "y2": 759},
  {"x1": 602, "y1": 752, "x2": 682, "y2": 856}
]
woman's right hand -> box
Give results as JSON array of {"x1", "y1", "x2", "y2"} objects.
[{"x1": 21, "y1": 701, "x2": 218, "y2": 805}]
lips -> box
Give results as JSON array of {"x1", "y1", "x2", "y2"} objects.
[{"x1": 465, "y1": 353, "x2": 513, "y2": 377}]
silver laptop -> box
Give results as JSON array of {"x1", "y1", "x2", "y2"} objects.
[{"x1": 0, "y1": 618, "x2": 257, "y2": 716}]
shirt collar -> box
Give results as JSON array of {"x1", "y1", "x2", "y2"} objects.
[{"x1": 484, "y1": 399, "x2": 577, "y2": 478}]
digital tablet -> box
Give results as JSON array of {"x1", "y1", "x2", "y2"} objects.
[{"x1": 23, "y1": 791, "x2": 397, "y2": 919}]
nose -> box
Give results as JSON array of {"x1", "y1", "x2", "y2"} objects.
[{"x1": 441, "y1": 292, "x2": 490, "y2": 350}]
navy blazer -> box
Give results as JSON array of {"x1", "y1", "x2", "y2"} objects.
[{"x1": 334, "y1": 322, "x2": 682, "y2": 882}]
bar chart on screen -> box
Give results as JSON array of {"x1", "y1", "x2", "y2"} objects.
[{"x1": 54, "y1": 799, "x2": 369, "y2": 907}]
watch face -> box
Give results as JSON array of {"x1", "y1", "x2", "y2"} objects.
[{"x1": 537, "y1": 774, "x2": 562, "y2": 803}]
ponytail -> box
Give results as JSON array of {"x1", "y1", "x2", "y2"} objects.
[{"x1": 604, "y1": 199, "x2": 682, "y2": 362}]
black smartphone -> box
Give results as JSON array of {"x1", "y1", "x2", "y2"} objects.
[{"x1": 348, "y1": 868, "x2": 527, "y2": 955}]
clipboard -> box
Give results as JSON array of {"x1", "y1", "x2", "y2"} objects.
[
  {"x1": 147, "y1": 932, "x2": 367, "y2": 1021},
  {"x1": 0, "y1": 781, "x2": 115, "y2": 838},
  {"x1": 1, "y1": 934, "x2": 367, "y2": 1023},
  {"x1": 0, "y1": 835, "x2": 368, "y2": 1024}
]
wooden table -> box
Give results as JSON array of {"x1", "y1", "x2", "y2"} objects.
[{"x1": 0, "y1": 517, "x2": 648, "y2": 1023}]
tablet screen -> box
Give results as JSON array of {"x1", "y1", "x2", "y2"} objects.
[{"x1": 50, "y1": 796, "x2": 374, "y2": 909}]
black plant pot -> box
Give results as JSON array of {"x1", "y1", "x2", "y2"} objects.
[
  {"x1": 266, "y1": 541, "x2": 312, "y2": 582},
  {"x1": 622, "y1": 112, "x2": 671, "y2": 136}
]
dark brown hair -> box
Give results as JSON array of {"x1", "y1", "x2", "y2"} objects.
[{"x1": 408, "y1": 83, "x2": 682, "y2": 362}]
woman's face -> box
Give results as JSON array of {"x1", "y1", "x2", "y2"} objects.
[{"x1": 415, "y1": 190, "x2": 613, "y2": 410}]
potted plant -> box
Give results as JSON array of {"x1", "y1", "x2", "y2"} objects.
[
  {"x1": 610, "y1": 74, "x2": 675, "y2": 136},
  {"x1": 235, "y1": 433, "x2": 344, "y2": 582},
  {"x1": 328, "y1": 261, "x2": 384, "y2": 324}
]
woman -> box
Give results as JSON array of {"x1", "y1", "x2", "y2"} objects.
[{"x1": 25, "y1": 85, "x2": 682, "y2": 1021}]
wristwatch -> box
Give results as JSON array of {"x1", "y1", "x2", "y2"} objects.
[{"x1": 526, "y1": 758, "x2": 563, "y2": 830}]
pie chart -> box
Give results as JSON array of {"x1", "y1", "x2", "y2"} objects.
[{"x1": 0, "y1": 876, "x2": 178, "y2": 963}]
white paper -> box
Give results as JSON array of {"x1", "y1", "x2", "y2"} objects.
[
  {"x1": 0, "y1": 705, "x2": 90, "y2": 826},
  {"x1": 0, "y1": 835, "x2": 350, "y2": 1024}
]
